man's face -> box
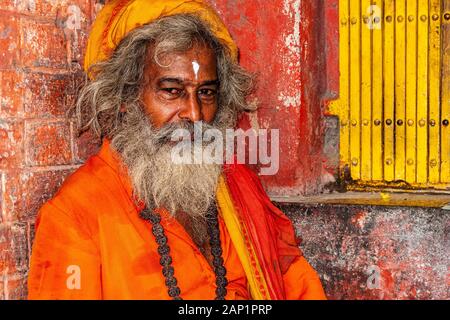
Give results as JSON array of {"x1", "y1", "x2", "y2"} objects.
[
  {"x1": 141, "y1": 43, "x2": 219, "y2": 128},
  {"x1": 112, "y1": 42, "x2": 225, "y2": 220}
]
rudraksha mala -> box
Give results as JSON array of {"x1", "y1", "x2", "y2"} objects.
[{"x1": 140, "y1": 203, "x2": 228, "y2": 300}]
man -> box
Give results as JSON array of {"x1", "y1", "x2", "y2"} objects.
[{"x1": 28, "y1": 0, "x2": 326, "y2": 300}]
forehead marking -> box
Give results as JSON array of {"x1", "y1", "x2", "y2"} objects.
[{"x1": 192, "y1": 61, "x2": 200, "y2": 80}]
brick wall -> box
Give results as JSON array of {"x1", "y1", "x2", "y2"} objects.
[{"x1": 0, "y1": 0, "x2": 101, "y2": 299}]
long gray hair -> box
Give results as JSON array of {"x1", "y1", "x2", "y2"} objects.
[{"x1": 72, "y1": 13, "x2": 255, "y2": 138}]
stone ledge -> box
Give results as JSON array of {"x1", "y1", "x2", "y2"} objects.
[{"x1": 270, "y1": 191, "x2": 450, "y2": 209}]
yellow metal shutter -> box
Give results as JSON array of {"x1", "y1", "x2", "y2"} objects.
[{"x1": 329, "y1": 0, "x2": 450, "y2": 191}]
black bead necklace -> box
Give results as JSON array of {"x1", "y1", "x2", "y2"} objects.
[{"x1": 140, "y1": 203, "x2": 228, "y2": 300}]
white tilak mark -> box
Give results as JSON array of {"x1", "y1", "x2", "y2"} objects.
[{"x1": 192, "y1": 61, "x2": 200, "y2": 80}]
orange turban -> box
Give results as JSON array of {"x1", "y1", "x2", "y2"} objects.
[{"x1": 84, "y1": 0, "x2": 238, "y2": 77}]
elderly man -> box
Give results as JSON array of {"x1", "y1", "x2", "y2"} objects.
[{"x1": 28, "y1": 0, "x2": 326, "y2": 300}]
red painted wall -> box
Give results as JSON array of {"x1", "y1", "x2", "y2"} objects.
[{"x1": 210, "y1": 0, "x2": 336, "y2": 196}]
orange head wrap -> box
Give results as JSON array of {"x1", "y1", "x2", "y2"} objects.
[{"x1": 84, "y1": 0, "x2": 238, "y2": 78}]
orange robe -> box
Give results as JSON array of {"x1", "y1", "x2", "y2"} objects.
[{"x1": 28, "y1": 140, "x2": 326, "y2": 300}]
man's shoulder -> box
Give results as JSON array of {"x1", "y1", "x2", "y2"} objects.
[
  {"x1": 44, "y1": 152, "x2": 128, "y2": 215},
  {"x1": 60, "y1": 153, "x2": 117, "y2": 190}
]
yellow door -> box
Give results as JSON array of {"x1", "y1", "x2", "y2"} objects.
[{"x1": 329, "y1": 0, "x2": 450, "y2": 191}]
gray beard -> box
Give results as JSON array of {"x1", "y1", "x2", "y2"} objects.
[{"x1": 111, "y1": 105, "x2": 228, "y2": 246}]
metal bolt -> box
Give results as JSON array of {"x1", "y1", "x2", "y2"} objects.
[
  {"x1": 397, "y1": 119, "x2": 404, "y2": 126},
  {"x1": 385, "y1": 158, "x2": 392, "y2": 165},
  {"x1": 374, "y1": 17, "x2": 381, "y2": 24},
  {"x1": 386, "y1": 15, "x2": 393, "y2": 22},
  {"x1": 374, "y1": 119, "x2": 381, "y2": 126},
  {"x1": 341, "y1": 120, "x2": 348, "y2": 126},
  {"x1": 430, "y1": 159, "x2": 437, "y2": 167},
  {"x1": 363, "y1": 119, "x2": 369, "y2": 126},
  {"x1": 407, "y1": 159, "x2": 414, "y2": 165},
  {"x1": 407, "y1": 119, "x2": 414, "y2": 126},
  {"x1": 443, "y1": 119, "x2": 449, "y2": 126},
  {"x1": 408, "y1": 15, "x2": 414, "y2": 22},
  {"x1": 363, "y1": 15, "x2": 369, "y2": 24},
  {"x1": 386, "y1": 119, "x2": 393, "y2": 125},
  {"x1": 445, "y1": 13, "x2": 450, "y2": 21},
  {"x1": 351, "y1": 120, "x2": 357, "y2": 126},
  {"x1": 351, "y1": 158, "x2": 358, "y2": 166},
  {"x1": 432, "y1": 14, "x2": 439, "y2": 21},
  {"x1": 430, "y1": 119, "x2": 436, "y2": 126},
  {"x1": 351, "y1": 17, "x2": 357, "y2": 25},
  {"x1": 420, "y1": 15, "x2": 428, "y2": 22},
  {"x1": 419, "y1": 119, "x2": 426, "y2": 127},
  {"x1": 397, "y1": 15, "x2": 404, "y2": 22},
  {"x1": 341, "y1": 18, "x2": 348, "y2": 25}
]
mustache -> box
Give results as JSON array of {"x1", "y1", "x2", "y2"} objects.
[{"x1": 151, "y1": 120, "x2": 219, "y2": 147}]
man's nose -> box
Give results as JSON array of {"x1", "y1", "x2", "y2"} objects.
[{"x1": 178, "y1": 93, "x2": 202, "y2": 122}]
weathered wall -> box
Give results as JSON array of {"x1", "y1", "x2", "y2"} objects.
[{"x1": 279, "y1": 203, "x2": 449, "y2": 300}]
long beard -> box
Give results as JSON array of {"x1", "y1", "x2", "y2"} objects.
[{"x1": 111, "y1": 104, "x2": 230, "y2": 222}]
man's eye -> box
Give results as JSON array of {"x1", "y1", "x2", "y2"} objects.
[
  {"x1": 198, "y1": 89, "x2": 217, "y2": 97},
  {"x1": 162, "y1": 88, "x2": 182, "y2": 95}
]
